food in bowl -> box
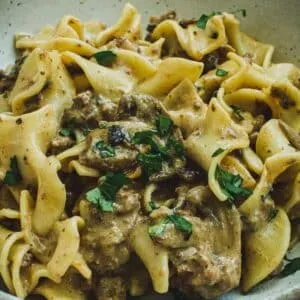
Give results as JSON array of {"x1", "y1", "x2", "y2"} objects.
[{"x1": 0, "y1": 2, "x2": 299, "y2": 299}]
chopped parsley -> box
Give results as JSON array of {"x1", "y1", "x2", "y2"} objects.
[
  {"x1": 148, "y1": 218, "x2": 169, "y2": 237},
  {"x1": 137, "y1": 153, "x2": 163, "y2": 178},
  {"x1": 93, "y1": 140, "x2": 115, "y2": 158},
  {"x1": 196, "y1": 12, "x2": 221, "y2": 29},
  {"x1": 132, "y1": 130, "x2": 170, "y2": 160},
  {"x1": 85, "y1": 172, "x2": 131, "y2": 212},
  {"x1": 212, "y1": 148, "x2": 225, "y2": 157},
  {"x1": 148, "y1": 215, "x2": 193, "y2": 238},
  {"x1": 215, "y1": 165, "x2": 252, "y2": 203},
  {"x1": 280, "y1": 257, "x2": 300, "y2": 277},
  {"x1": 3, "y1": 156, "x2": 22, "y2": 186},
  {"x1": 156, "y1": 115, "x2": 173, "y2": 137},
  {"x1": 59, "y1": 121, "x2": 76, "y2": 139},
  {"x1": 93, "y1": 50, "x2": 117, "y2": 67},
  {"x1": 132, "y1": 130, "x2": 157, "y2": 146},
  {"x1": 230, "y1": 105, "x2": 244, "y2": 120},
  {"x1": 167, "y1": 136, "x2": 185, "y2": 157},
  {"x1": 59, "y1": 127, "x2": 73, "y2": 137},
  {"x1": 267, "y1": 207, "x2": 279, "y2": 222},
  {"x1": 216, "y1": 68, "x2": 228, "y2": 77},
  {"x1": 132, "y1": 115, "x2": 184, "y2": 177},
  {"x1": 168, "y1": 215, "x2": 193, "y2": 236}
]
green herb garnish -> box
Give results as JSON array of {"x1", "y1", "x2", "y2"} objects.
[
  {"x1": 137, "y1": 153, "x2": 163, "y2": 178},
  {"x1": 148, "y1": 218, "x2": 169, "y2": 237},
  {"x1": 59, "y1": 121, "x2": 76, "y2": 139},
  {"x1": 230, "y1": 105, "x2": 244, "y2": 120},
  {"x1": 267, "y1": 207, "x2": 279, "y2": 222},
  {"x1": 216, "y1": 68, "x2": 228, "y2": 77},
  {"x1": 167, "y1": 215, "x2": 193, "y2": 236},
  {"x1": 3, "y1": 156, "x2": 22, "y2": 186},
  {"x1": 156, "y1": 115, "x2": 173, "y2": 137},
  {"x1": 59, "y1": 127, "x2": 72, "y2": 137},
  {"x1": 86, "y1": 187, "x2": 114, "y2": 212},
  {"x1": 131, "y1": 130, "x2": 157, "y2": 145},
  {"x1": 212, "y1": 148, "x2": 225, "y2": 157},
  {"x1": 85, "y1": 172, "x2": 131, "y2": 212},
  {"x1": 196, "y1": 12, "x2": 221, "y2": 29},
  {"x1": 280, "y1": 257, "x2": 300, "y2": 277},
  {"x1": 148, "y1": 215, "x2": 193, "y2": 238},
  {"x1": 93, "y1": 50, "x2": 117, "y2": 67},
  {"x1": 132, "y1": 130, "x2": 170, "y2": 160},
  {"x1": 167, "y1": 136, "x2": 185, "y2": 157},
  {"x1": 215, "y1": 165, "x2": 252, "y2": 203},
  {"x1": 93, "y1": 140, "x2": 115, "y2": 158}
]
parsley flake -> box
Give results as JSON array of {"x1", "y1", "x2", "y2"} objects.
[
  {"x1": 215, "y1": 165, "x2": 252, "y2": 203},
  {"x1": 167, "y1": 136, "x2": 185, "y2": 157},
  {"x1": 156, "y1": 115, "x2": 173, "y2": 137},
  {"x1": 93, "y1": 140, "x2": 115, "y2": 158},
  {"x1": 230, "y1": 105, "x2": 244, "y2": 120},
  {"x1": 216, "y1": 68, "x2": 228, "y2": 77},
  {"x1": 148, "y1": 218, "x2": 170, "y2": 237},
  {"x1": 137, "y1": 153, "x2": 163, "y2": 178},
  {"x1": 59, "y1": 127, "x2": 72, "y2": 137},
  {"x1": 196, "y1": 12, "x2": 221, "y2": 29},
  {"x1": 148, "y1": 215, "x2": 193, "y2": 238},
  {"x1": 85, "y1": 172, "x2": 131, "y2": 212},
  {"x1": 212, "y1": 148, "x2": 225, "y2": 157},
  {"x1": 3, "y1": 156, "x2": 22, "y2": 186},
  {"x1": 93, "y1": 50, "x2": 117, "y2": 67},
  {"x1": 168, "y1": 215, "x2": 193, "y2": 236},
  {"x1": 267, "y1": 207, "x2": 279, "y2": 222}
]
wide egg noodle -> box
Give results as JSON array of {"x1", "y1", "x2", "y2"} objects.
[
  {"x1": 16, "y1": 16, "x2": 98, "y2": 56},
  {"x1": 185, "y1": 98, "x2": 249, "y2": 201},
  {"x1": 61, "y1": 51, "x2": 135, "y2": 101},
  {"x1": 46, "y1": 216, "x2": 85, "y2": 282},
  {"x1": 95, "y1": 3, "x2": 142, "y2": 47},
  {"x1": 0, "y1": 106, "x2": 66, "y2": 235},
  {"x1": 33, "y1": 270, "x2": 86, "y2": 300},
  {"x1": 0, "y1": 231, "x2": 24, "y2": 293},
  {"x1": 151, "y1": 15, "x2": 227, "y2": 61},
  {"x1": 223, "y1": 13, "x2": 274, "y2": 68},
  {"x1": 0, "y1": 2, "x2": 299, "y2": 299},
  {"x1": 8, "y1": 48, "x2": 51, "y2": 115},
  {"x1": 136, "y1": 57, "x2": 203, "y2": 97},
  {"x1": 242, "y1": 207, "x2": 291, "y2": 292},
  {"x1": 130, "y1": 222, "x2": 169, "y2": 294},
  {"x1": 163, "y1": 78, "x2": 207, "y2": 136},
  {"x1": 9, "y1": 48, "x2": 75, "y2": 116}
]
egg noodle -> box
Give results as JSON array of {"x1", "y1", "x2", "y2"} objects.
[{"x1": 0, "y1": 3, "x2": 299, "y2": 299}]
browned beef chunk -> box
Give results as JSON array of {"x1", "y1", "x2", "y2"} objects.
[
  {"x1": 50, "y1": 135, "x2": 76, "y2": 154},
  {"x1": 79, "y1": 128, "x2": 138, "y2": 172},
  {"x1": 80, "y1": 187, "x2": 140, "y2": 274},
  {"x1": 202, "y1": 47, "x2": 232, "y2": 73},
  {"x1": 151, "y1": 185, "x2": 242, "y2": 299},
  {"x1": 118, "y1": 93, "x2": 162, "y2": 124},
  {"x1": 95, "y1": 276, "x2": 126, "y2": 300},
  {"x1": 64, "y1": 90, "x2": 118, "y2": 126}
]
